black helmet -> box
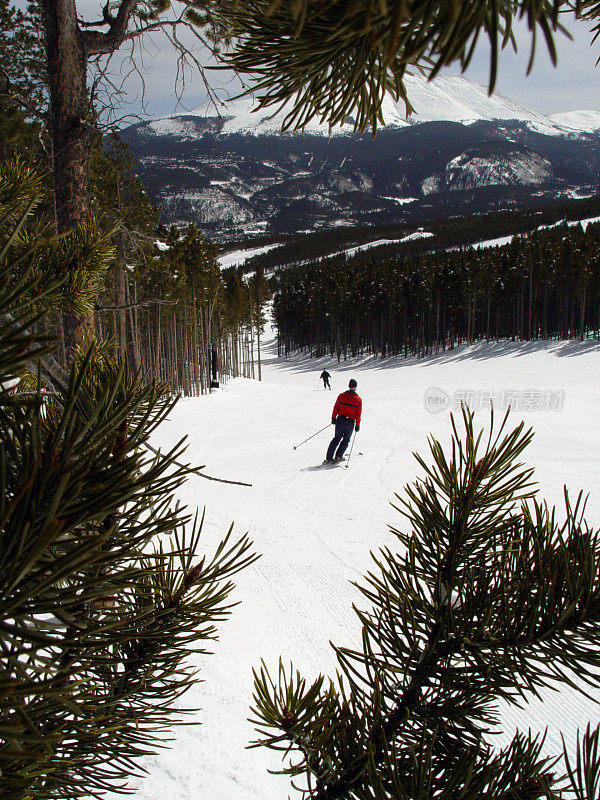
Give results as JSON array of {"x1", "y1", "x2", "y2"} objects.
[{"x1": 348, "y1": 379, "x2": 357, "y2": 389}]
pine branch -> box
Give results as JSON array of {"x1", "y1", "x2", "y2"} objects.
[
  {"x1": 251, "y1": 410, "x2": 600, "y2": 799},
  {"x1": 0, "y1": 167, "x2": 257, "y2": 797},
  {"x1": 222, "y1": 0, "x2": 579, "y2": 133}
]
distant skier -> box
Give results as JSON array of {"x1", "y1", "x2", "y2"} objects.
[
  {"x1": 325, "y1": 378, "x2": 362, "y2": 463},
  {"x1": 320, "y1": 370, "x2": 331, "y2": 390}
]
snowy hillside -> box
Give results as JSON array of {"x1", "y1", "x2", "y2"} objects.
[
  {"x1": 402, "y1": 74, "x2": 553, "y2": 127},
  {"x1": 108, "y1": 322, "x2": 600, "y2": 800},
  {"x1": 549, "y1": 110, "x2": 600, "y2": 131},
  {"x1": 174, "y1": 92, "x2": 408, "y2": 136}
]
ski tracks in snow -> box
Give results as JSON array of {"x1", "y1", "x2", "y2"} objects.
[{"x1": 115, "y1": 339, "x2": 600, "y2": 800}]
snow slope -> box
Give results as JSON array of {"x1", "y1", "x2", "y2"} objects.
[
  {"x1": 218, "y1": 243, "x2": 281, "y2": 270},
  {"x1": 109, "y1": 323, "x2": 600, "y2": 800},
  {"x1": 549, "y1": 110, "x2": 600, "y2": 131},
  {"x1": 402, "y1": 74, "x2": 550, "y2": 126},
  {"x1": 465, "y1": 215, "x2": 600, "y2": 251}
]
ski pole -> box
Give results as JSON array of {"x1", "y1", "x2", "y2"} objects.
[
  {"x1": 345, "y1": 432, "x2": 357, "y2": 469},
  {"x1": 293, "y1": 424, "x2": 331, "y2": 450}
]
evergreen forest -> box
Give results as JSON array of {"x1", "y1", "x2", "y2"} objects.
[
  {"x1": 237, "y1": 193, "x2": 600, "y2": 275},
  {"x1": 272, "y1": 220, "x2": 600, "y2": 359}
]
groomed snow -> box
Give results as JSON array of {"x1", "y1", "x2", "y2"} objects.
[
  {"x1": 472, "y1": 234, "x2": 516, "y2": 249},
  {"x1": 307, "y1": 230, "x2": 435, "y2": 263},
  {"x1": 341, "y1": 232, "x2": 434, "y2": 258},
  {"x1": 107, "y1": 318, "x2": 600, "y2": 800},
  {"x1": 539, "y1": 215, "x2": 600, "y2": 233},
  {"x1": 218, "y1": 244, "x2": 281, "y2": 270}
]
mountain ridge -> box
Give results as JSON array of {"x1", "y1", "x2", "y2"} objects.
[{"x1": 121, "y1": 76, "x2": 600, "y2": 238}]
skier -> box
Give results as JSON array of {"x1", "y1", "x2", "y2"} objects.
[
  {"x1": 325, "y1": 378, "x2": 362, "y2": 463},
  {"x1": 320, "y1": 370, "x2": 331, "y2": 390}
]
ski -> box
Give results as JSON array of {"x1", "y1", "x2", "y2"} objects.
[{"x1": 319, "y1": 453, "x2": 363, "y2": 467}]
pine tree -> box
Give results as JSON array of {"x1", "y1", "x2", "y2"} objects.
[
  {"x1": 90, "y1": 133, "x2": 158, "y2": 364},
  {"x1": 0, "y1": 162, "x2": 257, "y2": 798},
  {"x1": 0, "y1": 0, "x2": 47, "y2": 161},
  {"x1": 251, "y1": 409, "x2": 600, "y2": 799}
]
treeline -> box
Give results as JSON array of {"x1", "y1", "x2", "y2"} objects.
[
  {"x1": 94, "y1": 208, "x2": 271, "y2": 395},
  {"x1": 273, "y1": 220, "x2": 600, "y2": 358},
  {"x1": 4, "y1": 125, "x2": 271, "y2": 396},
  {"x1": 236, "y1": 192, "x2": 600, "y2": 274}
]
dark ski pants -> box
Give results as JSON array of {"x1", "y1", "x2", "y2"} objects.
[
  {"x1": 326, "y1": 416, "x2": 354, "y2": 461},
  {"x1": 323, "y1": 378, "x2": 330, "y2": 389}
]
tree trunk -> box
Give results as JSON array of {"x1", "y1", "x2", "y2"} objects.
[
  {"x1": 117, "y1": 234, "x2": 127, "y2": 354},
  {"x1": 127, "y1": 279, "x2": 140, "y2": 369},
  {"x1": 42, "y1": 0, "x2": 94, "y2": 350},
  {"x1": 256, "y1": 304, "x2": 262, "y2": 382}
]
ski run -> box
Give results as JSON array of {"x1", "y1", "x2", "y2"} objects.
[{"x1": 108, "y1": 318, "x2": 600, "y2": 800}]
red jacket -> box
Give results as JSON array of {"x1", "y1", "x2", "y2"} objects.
[{"x1": 332, "y1": 390, "x2": 362, "y2": 425}]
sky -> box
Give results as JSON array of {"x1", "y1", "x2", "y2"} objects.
[
  {"x1": 452, "y1": 16, "x2": 600, "y2": 115},
  {"x1": 93, "y1": 9, "x2": 600, "y2": 123}
]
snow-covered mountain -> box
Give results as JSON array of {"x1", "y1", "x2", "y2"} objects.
[
  {"x1": 144, "y1": 74, "x2": 595, "y2": 136},
  {"x1": 402, "y1": 74, "x2": 555, "y2": 128},
  {"x1": 121, "y1": 75, "x2": 600, "y2": 237}
]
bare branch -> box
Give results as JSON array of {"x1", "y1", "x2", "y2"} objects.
[
  {"x1": 0, "y1": 68, "x2": 49, "y2": 122},
  {"x1": 35, "y1": 351, "x2": 69, "y2": 394},
  {"x1": 96, "y1": 299, "x2": 176, "y2": 311},
  {"x1": 78, "y1": 1, "x2": 116, "y2": 28},
  {"x1": 86, "y1": 10, "x2": 224, "y2": 125},
  {"x1": 143, "y1": 440, "x2": 252, "y2": 487}
]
